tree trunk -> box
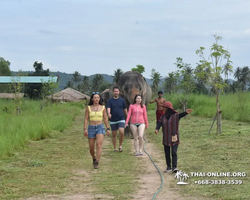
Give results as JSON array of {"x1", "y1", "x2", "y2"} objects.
[{"x1": 216, "y1": 90, "x2": 221, "y2": 134}]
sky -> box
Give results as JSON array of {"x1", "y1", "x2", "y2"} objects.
[{"x1": 0, "y1": 0, "x2": 249, "y2": 79}]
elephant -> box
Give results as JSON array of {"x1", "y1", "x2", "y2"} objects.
[
  {"x1": 112, "y1": 71, "x2": 152, "y2": 109},
  {"x1": 101, "y1": 71, "x2": 152, "y2": 137}
]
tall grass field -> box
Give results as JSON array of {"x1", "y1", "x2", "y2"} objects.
[
  {"x1": 0, "y1": 99, "x2": 82, "y2": 157},
  {"x1": 147, "y1": 92, "x2": 250, "y2": 122}
]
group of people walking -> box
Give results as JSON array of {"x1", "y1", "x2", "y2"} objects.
[{"x1": 84, "y1": 87, "x2": 193, "y2": 172}]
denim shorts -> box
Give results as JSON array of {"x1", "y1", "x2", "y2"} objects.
[
  {"x1": 88, "y1": 124, "x2": 105, "y2": 138},
  {"x1": 110, "y1": 122, "x2": 125, "y2": 131}
]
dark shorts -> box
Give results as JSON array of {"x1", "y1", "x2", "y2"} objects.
[
  {"x1": 110, "y1": 122, "x2": 125, "y2": 131},
  {"x1": 88, "y1": 124, "x2": 105, "y2": 139}
]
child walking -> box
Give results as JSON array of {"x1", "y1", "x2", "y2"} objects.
[{"x1": 155, "y1": 101, "x2": 193, "y2": 173}]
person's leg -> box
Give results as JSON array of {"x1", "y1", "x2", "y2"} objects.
[
  {"x1": 164, "y1": 145, "x2": 171, "y2": 171},
  {"x1": 110, "y1": 124, "x2": 118, "y2": 151},
  {"x1": 88, "y1": 138, "x2": 96, "y2": 158},
  {"x1": 171, "y1": 144, "x2": 179, "y2": 170},
  {"x1": 130, "y1": 124, "x2": 139, "y2": 154},
  {"x1": 118, "y1": 122, "x2": 125, "y2": 151},
  {"x1": 95, "y1": 134, "x2": 104, "y2": 162},
  {"x1": 88, "y1": 125, "x2": 96, "y2": 163},
  {"x1": 138, "y1": 124, "x2": 145, "y2": 154}
]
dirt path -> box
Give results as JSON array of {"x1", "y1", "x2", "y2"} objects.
[
  {"x1": 20, "y1": 113, "x2": 208, "y2": 200},
  {"x1": 132, "y1": 136, "x2": 208, "y2": 200}
]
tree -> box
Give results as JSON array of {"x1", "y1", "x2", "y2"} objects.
[
  {"x1": 72, "y1": 71, "x2": 82, "y2": 88},
  {"x1": 79, "y1": 75, "x2": 90, "y2": 95},
  {"x1": 40, "y1": 77, "x2": 59, "y2": 110},
  {"x1": 65, "y1": 80, "x2": 74, "y2": 89},
  {"x1": 0, "y1": 57, "x2": 11, "y2": 76},
  {"x1": 11, "y1": 76, "x2": 23, "y2": 115},
  {"x1": 194, "y1": 64, "x2": 211, "y2": 94},
  {"x1": 99, "y1": 81, "x2": 111, "y2": 94},
  {"x1": 222, "y1": 62, "x2": 233, "y2": 80},
  {"x1": 131, "y1": 65, "x2": 145, "y2": 74},
  {"x1": 0, "y1": 57, "x2": 12, "y2": 92},
  {"x1": 234, "y1": 66, "x2": 250, "y2": 91},
  {"x1": 150, "y1": 69, "x2": 162, "y2": 96},
  {"x1": 163, "y1": 72, "x2": 177, "y2": 94},
  {"x1": 196, "y1": 35, "x2": 232, "y2": 134},
  {"x1": 113, "y1": 68, "x2": 123, "y2": 83},
  {"x1": 174, "y1": 57, "x2": 196, "y2": 111},
  {"x1": 24, "y1": 61, "x2": 50, "y2": 99},
  {"x1": 91, "y1": 74, "x2": 104, "y2": 92}
]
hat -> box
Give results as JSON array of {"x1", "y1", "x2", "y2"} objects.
[{"x1": 161, "y1": 101, "x2": 178, "y2": 113}]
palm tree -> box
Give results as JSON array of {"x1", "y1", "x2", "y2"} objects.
[
  {"x1": 240, "y1": 66, "x2": 250, "y2": 90},
  {"x1": 164, "y1": 72, "x2": 177, "y2": 94},
  {"x1": 113, "y1": 68, "x2": 123, "y2": 83},
  {"x1": 91, "y1": 74, "x2": 104, "y2": 92},
  {"x1": 72, "y1": 71, "x2": 82, "y2": 88},
  {"x1": 234, "y1": 66, "x2": 250, "y2": 91},
  {"x1": 234, "y1": 67, "x2": 241, "y2": 82},
  {"x1": 65, "y1": 80, "x2": 73, "y2": 88},
  {"x1": 222, "y1": 62, "x2": 233, "y2": 80},
  {"x1": 79, "y1": 75, "x2": 90, "y2": 94},
  {"x1": 150, "y1": 69, "x2": 162, "y2": 95}
]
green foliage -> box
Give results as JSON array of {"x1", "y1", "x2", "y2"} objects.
[
  {"x1": 78, "y1": 75, "x2": 90, "y2": 94},
  {"x1": 131, "y1": 64, "x2": 145, "y2": 74},
  {"x1": 0, "y1": 57, "x2": 12, "y2": 92},
  {"x1": 91, "y1": 74, "x2": 104, "y2": 92},
  {"x1": 24, "y1": 62, "x2": 50, "y2": 99},
  {"x1": 0, "y1": 99, "x2": 81, "y2": 157},
  {"x1": 0, "y1": 57, "x2": 11, "y2": 76},
  {"x1": 196, "y1": 35, "x2": 231, "y2": 94},
  {"x1": 113, "y1": 68, "x2": 123, "y2": 83},
  {"x1": 150, "y1": 68, "x2": 162, "y2": 96},
  {"x1": 196, "y1": 34, "x2": 232, "y2": 133},
  {"x1": 11, "y1": 76, "x2": 23, "y2": 115},
  {"x1": 71, "y1": 71, "x2": 82, "y2": 87},
  {"x1": 163, "y1": 72, "x2": 177, "y2": 94},
  {"x1": 40, "y1": 77, "x2": 59, "y2": 110},
  {"x1": 174, "y1": 57, "x2": 196, "y2": 111},
  {"x1": 164, "y1": 93, "x2": 250, "y2": 122}
]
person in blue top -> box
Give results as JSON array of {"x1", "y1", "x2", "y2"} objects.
[{"x1": 107, "y1": 86, "x2": 128, "y2": 152}]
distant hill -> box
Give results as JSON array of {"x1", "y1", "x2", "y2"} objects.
[
  {"x1": 11, "y1": 70, "x2": 236, "y2": 91},
  {"x1": 11, "y1": 70, "x2": 159, "y2": 90}
]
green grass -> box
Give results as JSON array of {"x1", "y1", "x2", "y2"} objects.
[
  {"x1": 0, "y1": 111, "x2": 141, "y2": 200},
  {"x1": 0, "y1": 99, "x2": 81, "y2": 157},
  {"x1": 1, "y1": 94, "x2": 250, "y2": 199},
  {"x1": 150, "y1": 92, "x2": 250, "y2": 122},
  {"x1": 146, "y1": 109, "x2": 250, "y2": 200}
]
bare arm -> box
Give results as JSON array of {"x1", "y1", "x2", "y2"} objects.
[
  {"x1": 150, "y1": 98, "x2": 156, "y2": 104},
  {"x1": 103, "y1": 107, "x2": 110, "y2": 136},
  {"x1": 124, "y1": 108, "x2": 128, "y2": 119},
  {"x1": 125, "y1": 105, "x2": 132, "y2": 125},
  {"x1": 84, "y1": 106, "x2": 89, "y2": 137},
  {"x1": 107, "y1": 107, "x2": 111, "y2": 119},
  {"x1": 143, "y1": 105, "x2": 148, "y2": 128}
]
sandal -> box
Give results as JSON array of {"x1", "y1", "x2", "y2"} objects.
[
  {"x1": 114, "y1": 149, "x2": 118, "y2": 152},
  {"x1": 119, "y1": 147, "x2": 123, "y2": 152}
]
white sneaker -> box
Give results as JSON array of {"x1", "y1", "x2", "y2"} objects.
[
  {"x1": 134, "y1": 152, "x2": 140, "y2": 156},
  {"x1": 139, "y1": 152, "x2": 143, "y2": 156}
]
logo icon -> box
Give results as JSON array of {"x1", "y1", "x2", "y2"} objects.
[{"x1": 174, "y1": 170, "x2": 189, "y2": 184}]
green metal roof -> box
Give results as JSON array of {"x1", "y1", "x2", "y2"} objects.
[{"x1": 0, "y1": 76, "x2": 58, "y2": 83}]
